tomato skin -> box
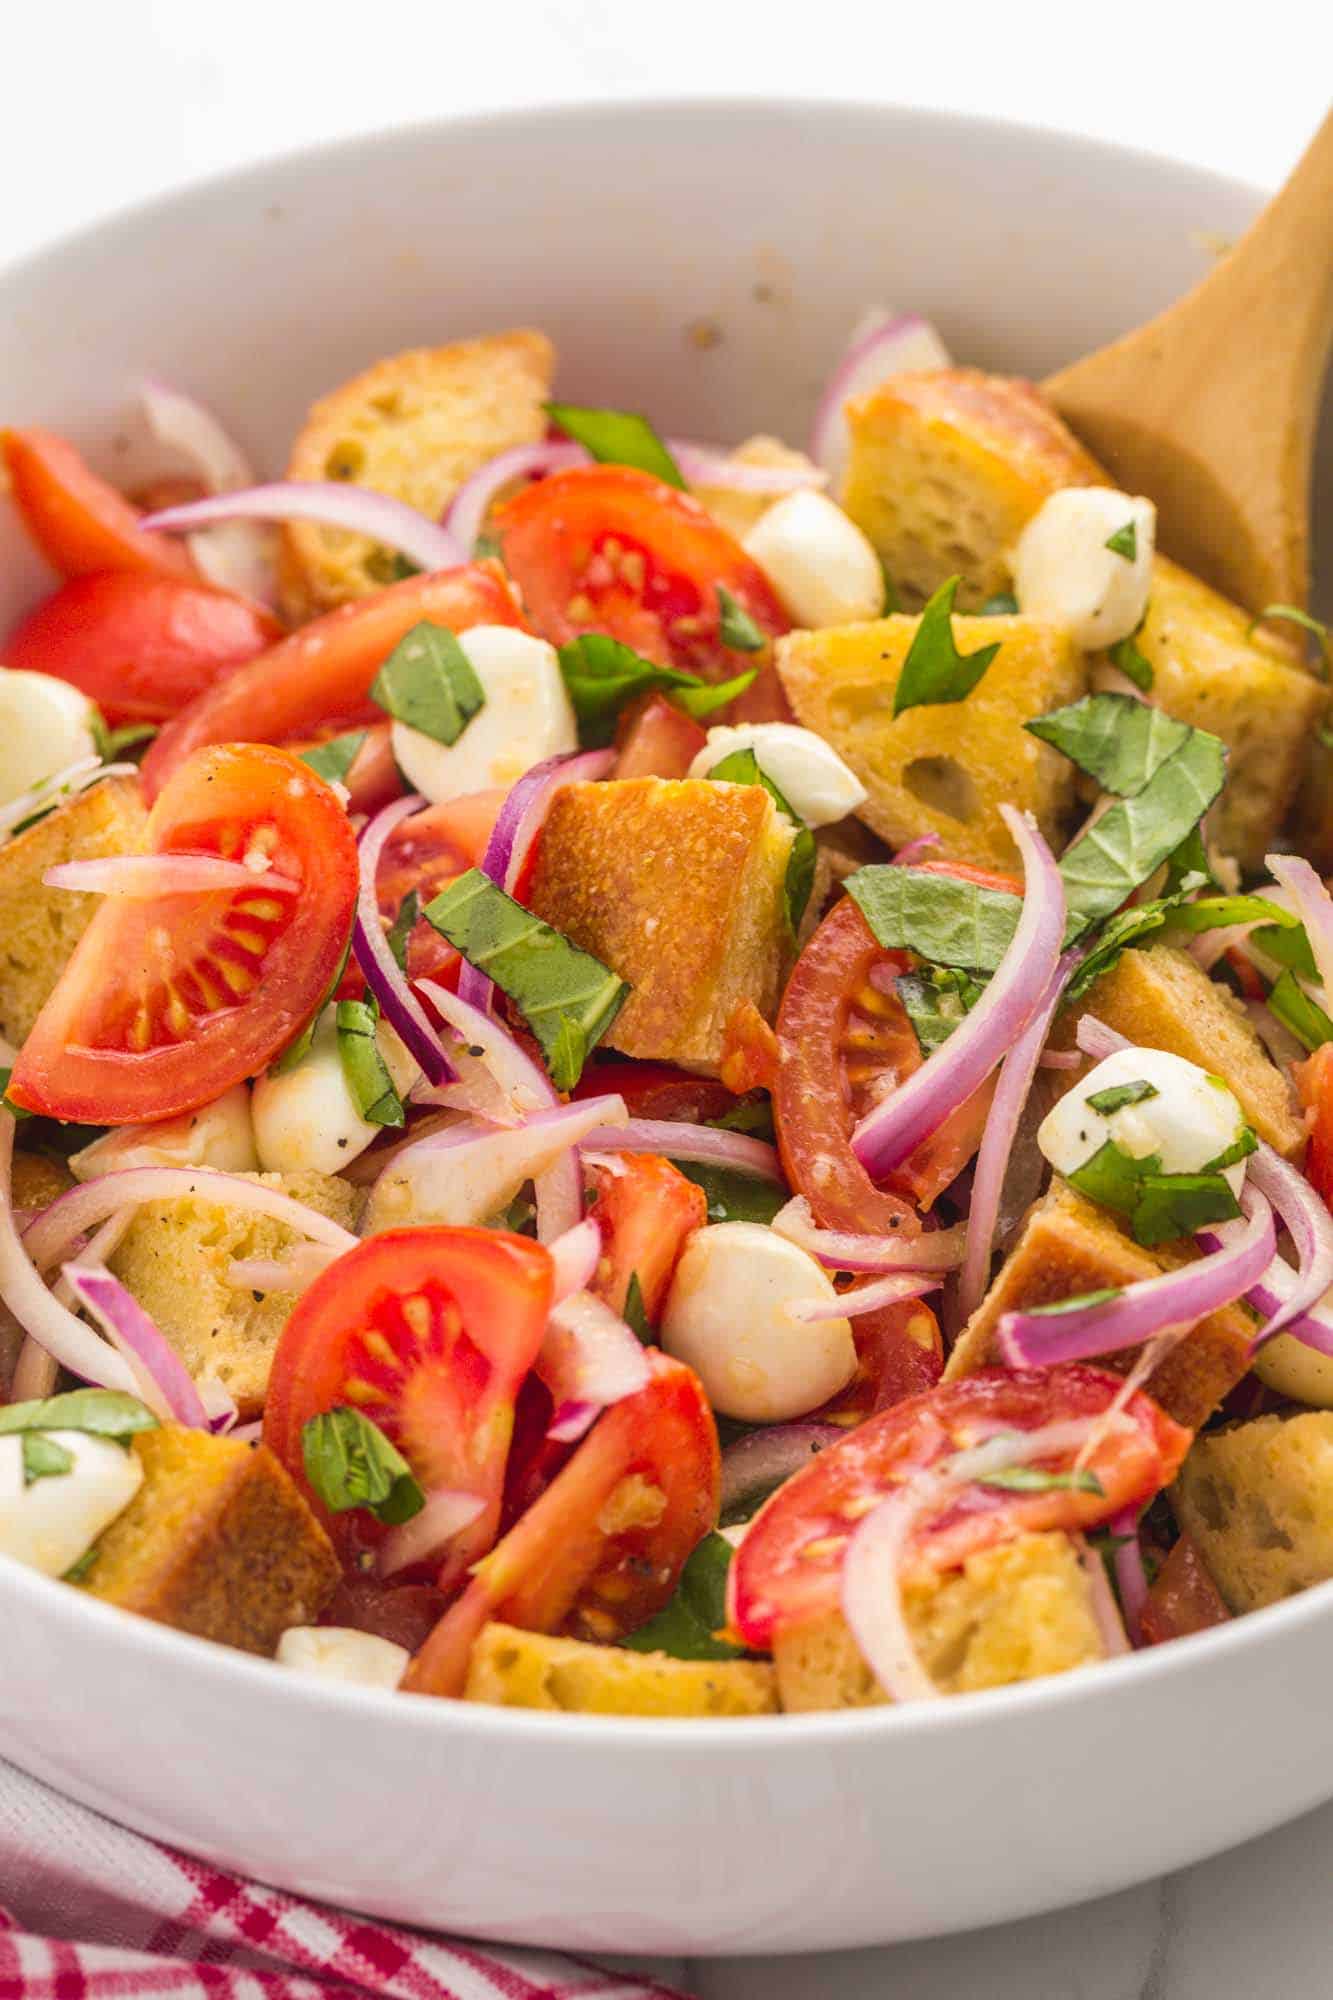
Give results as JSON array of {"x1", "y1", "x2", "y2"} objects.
[
  {"x1": 264, "y1": 1227, "x2": 554, "y2": 1587},
  {"x1": 141, "y1": 562, "x2": 525, "y2": 801},
  {"x1": 3, "y1": 572, "x2": 279, "y2": 724},
  {"x1": 816, "y1": 1295, "x2": 944, "y2": 1423},
  {"x1": 573, "y1": 1058, "x2": 735, "y2": 1124},
  {"x1": 1139, "y1": 1533, "x2": 1231, "y2": 1645},
  {"x1": 614, "y1": 691, "x2": 708, "y2": 778},
  {"x1": 912, "y1": 860, "x2": 1023, "y2": 895},
  {"x1": 2, "y1": 428, "x2": 197, "y2": 580},
  {"x1": 1297, "y1": 1044, "x2": 1333, "y2": 1209},
  {"x1": 719, "y1": 998, "x2": 780, "y2": 1095},
  {"x1": 404, "y1": 1350, "x2": 719, "y2": 1697},
  {"x1": 585, "y1": 1153, "x2": 707, "y2": 1321},
  {"x1": 729, "y1": 1365, "x2": 1192, "y2": 1649},
  {"x1": 7, "y1": 743, "x2": 358, "y2": 1125},
  {"x1": 498, "y1": 465, "x2": 793, "y2": 721}
]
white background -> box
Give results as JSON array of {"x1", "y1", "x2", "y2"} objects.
[{"x1": 3, "y1": 4, "x2": 1332, "y2": 1995}]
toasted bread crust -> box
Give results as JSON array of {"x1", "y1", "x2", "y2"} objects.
[
  {"x1": 465, "y1": 1622, "x2": 778, "y2": 1716},
  {"x1": 1173, "y1": 1412, "x2": 1333, "y2": 1613}
]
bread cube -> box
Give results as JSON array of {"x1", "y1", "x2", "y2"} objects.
[
  {"x1": 1063, "y1": 942, "x2": 1304, "y2": 1158},
  {"x1": 690, "y1": 434, "x2": 821, "y2": 543},
  {"x1": 946, "y1": 1181, "x2": 1253, "y2": 1431},
  {"x1": 776, "y1": 615, "x2": 1085, "y2": 871},
  {"x1": 527, "y1": 778, "x2": 796, "y2": 1073},
  {"x1": 82, "y1": 1425, "x2": 339, "y2": 1654},
  {"x1": 279, "y1": 329, "x2": 555, "y2": 616},
  {"x1": 0, "y1": 1155, "x2": 74, "y2": 1391},
  {"x1": 0, "y1": 776, "x2": 146, "y2": 1045},
  {"x1": 465, "y1": 1622, "x2": 778, "y2": 1716},
  {"x1": 1172, "y1": 1412, "x2": 1333, "y2": 1613},
  {"x1": 773, "y1": 1531, "x2": 1106, "y2": 1710},
  {"x1": 108, "y1": 1170, "x2": 358, "y2": 1417}
]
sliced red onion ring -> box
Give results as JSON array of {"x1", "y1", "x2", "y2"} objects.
[
  {"x1": 548, "y1": 1218, "x2": 602, "y2": 1303},
  {"x1": 353, "y1": 795, "x2": 455, "y2": 1087},
  {"x1": 142, "y1": 482, "x2": 465, "y2": 576},
  {"x1": 809, "y1": 310, "x2": 951, "y2": 483},
  {"x1": 62, "y1": 1263, "x2": 209, "y2": 1427},
  {"x1": 853, "y1": 808, "x2": 1066, "y2": 1179},
  {"x1": 225, "y1": 1242, "x2": 343, "y2": 1295},
  {"x1": 140, "y1": 377, "x2": 254, "y2": 495},
  {"x1": 720, "y1": 1422, "x2": 845, "y2": 1520},
  {"x1": 1073, "y1": 1534, "x2": 1131, "y2": 1656},
  {"x1": 366, "y1": 1097, "x2": 624, "y2": 1234},
  {"x1": 1244, "y1": 998, "x2": 1307, "y2": 1071},
  {"x1": 1110, "y1": 1506, "x2": 1150, "y2": 1643},
  {"x1": 375, "y1": 1488, "x2": 486, "y2": 1581},
  {"x1": 44, "y1": 855, "x2": 294, "y2": 898},
  {"x1": 1039, "y1": 1048, "x2": 1083, "y2": 1071},
  {"x1": 0, "y1": 759, "x2": 138, "y2": 844},
  {"x1": 770, "y1": 1196, "x2": 967, "y2": 1273},
  {"x1": 670, "y1": 442, "x2": 826, "y2": 494},
  {"x1": 444, "y1": 441, "x2": 588, "y2": 554},
  {"x1": 198, "y1": 1379, "x2": 239, "y2": 1434},
  {"x1": 537, "y1": 1289, "x2": 650, "y2": 1443},
  {"x1": 1074, "y1": 1016, "x2": 1129, "y2": 1064},
  {"x1": 49, "y1": 1208, "x2": 138, "y2": 1312},
  {"x1": 790, "y1": 1271, "x2": 940, "y2": 1323},
  {"x1": 1246, "y1": 1143, "x2": 1333, "y2": 1338},
  {"x1": 891, "y1": 833, "x2": 942, "y2": 866},
  {"x1": 583, "y1": 1119, "x2": 782, "y2": 1180},
  {"x1": 10, "y1": 1337, "x2": 58, "y2": 1402},
  {"x1": 1194, "y1": 1231, "x2": 1333, "y2": 1359},
  {"x1": 1266, "y1": 855, "x2": 1333, "y2": 998}
]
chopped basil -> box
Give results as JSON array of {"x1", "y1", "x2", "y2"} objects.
[
  {"x1": 676, "y1": 1162, "x2": 786, "y2": 1226},
  {"x1": 709, "y1": 1094, "x2": 776, "y2": 1142},
  {"x1": 1247, "y1": 604, "x2": 1330, "y2": 670},
  {"x1": 623, "y1": 1272, "x2": 652, "y2": 1343},
  {"x1": 846, "y1": 865, "x2": 1021, "y2": 973},
  {"x1": 301, "y1": 1407, "x2": 424, "y2": 1525},
  {"x1": 545, "y1": 402, "x2": 685, "y2": 488},
  {"x1": 1065, "y1": 898, "x2": 1184, "y2": 1002},
  {"x1": 1268, "y1": 969, "x2": 1333, "y2": 1052},
  {"x1": 1205, "y1": 1125, "x2": 1258, "y2": 1173},
  {"x1": 301, "y1": 730, "x2": 368, "y2": 785},
  {"x1": 1166, "y1": 894, "x2": 1301, "y2": 936},
  {"x1": 1068, "y1": 1138, "x2": 1158, "y2": 1218},
  {"x1": 892, "y1": 576, "x2": 1001, "y2": 715},
  {"x1": 424, "y1": 870, "x2": 629, "y2": 1091},
  {"x1": 1162, "y1": 825, "x2": 1214, "y2": 897},
  {"x1": 1026, "y1": 1288, "x2": 1124, "y2": 1315},
  {"x1": 269, "y1": 932, "x2": 353, "y2": 1075},
  {"x1": 979, "y1": 591, "x2": 1019, "y2": 615},
  {"x1": 896, "y1": 965, "x2": 987, "y2": 1055},
  {"x1": 879, "y1": 561, "x2": 901, "y2": 613},
  {"x1": 63, "y1": 1547, "x2": 99, "y2": 1584},
  {"x1": 22, "y1": 1432, "x2": 74, "y2": 1485},
  {"x1": 1067, "y1": 1138, "x2": 1242, "y2": 1246},
  {"x1": 473, "y1": 531, "x2": 503, "y2": 563},
  {"x1": 978, "y1": 1462, "x2": 1106, "y2": 1496},
  {"x1": 0, "y1": 1389, "x2": 157, "y2": 1444},
  {"x1": 1086, "y1": 1079, "x2": 1158, "y2": 1115},
  {"x1": 370, "y1": 621, "x2": 484, "y2": 746},
  {"x1": 1057, "y1": 729, "x2": 1226, "y2": 939},
  {"x1": 1104, "y1": 520, "x2": 1138, "y2": 561},
  {"x1": 706, "y1": 747, "x2": 815, "y2": 936},
  {"x1": 1249, "y1": 922, "x2": 1319, "y2": 979},
  {"x1": 0, "y1": 1067, "x2": 34, "y2": 1121},
  {"x1": 94, "y1": 718, "x2": 159, "y2": 762},
  {"x1": 716, "y1": 585, "x2": 766, "y2": 654},
  {"x1": 622, "y1": 1531, "x2": 744, "y2": 1660},
  {"x1": 385, "y1": 888, "x2": 421, "y2": 971},
  {"x1": 335, "y1": 998, "x2": 404, "y2": 1128},
  {"x1": 1107, "y1": 625, "x2": 1155, "y2": 692},
  {"x1": 556, "y1": 631, "x2": 755, "y2": 746},
  {"x1": 1026, "y1": 693, "x2": 1191, "y2": 799}
]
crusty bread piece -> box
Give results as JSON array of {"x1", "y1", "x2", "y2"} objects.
[
  {"x1": 690, "y1": 434, "x2": 822, "y2": 543},
  {"x1": 0, "y1": 776, "x2": 146, "y2": 1045},
  {"x1": 1061, "y1": 942, "x2": 1304, "y2": 1159},
  {"x1": 465, "y1": 1622, "x2": 778, "y2": 1716},
  {"x1": 1172, "y1": 1412, "x2": 1333, "y2": 1613},
  {"x1": 108, "y1": 1171, "x2": 358, "y2": 1417},
  {"x1": 82, "y1": 1425, "x2": 338, "y2": 1654},
  {"x1": 946, "y1": 1181, "x2": 1253, "y2": 1431},
  {"x1": 773, "y1": 1531, "x2": 1106, "y2": 1710},
  {"x1": 840, "y1": 369, "x2": 1101, "y2": 610},
  {"x1": 0, "y1": 1155, "x2": 74, "y2": 1390},
  {"x1": 279, "y1": 329, "x2": 555, "y2": 617},
  {"x1": 776, "y1": 615, "x2": 1085, "y2": 871},
  {"x1": 527, "y1": 778, "x2": 796, "y2": 1074}
]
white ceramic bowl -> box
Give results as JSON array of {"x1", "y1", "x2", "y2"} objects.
[{"x1": 1, "y1": 100, "x2": 1331, "y2": 1957}]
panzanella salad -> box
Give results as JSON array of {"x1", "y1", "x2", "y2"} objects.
[{"x1": 0, "y1": 312, "x2": 1331, "y2": 1713}]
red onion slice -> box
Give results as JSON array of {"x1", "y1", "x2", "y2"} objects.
[
  {"x1": 142, "y1": 482, "x2": 465, "y2": 576},
  {"x1": 225, "y1": 1242, "x2": 343, "y2": 1295},
  {"x1": 720, "y1": 1422, "x2": 845, "y2": 1519},
  {"x1": 853, "y1": 808, "x2": 1066, "y2": 1178},
  {"x1": 62, "y1": 1263, "x2": 209, "y2": 1427},
  {"x1": 1073, "y1": 1534, "x2": 1131, "y2": 1656},
  {"x1": 890, "y1": 833, "x2": 943, "y2": 866},
  {"x1": 1109, "y1": 1506, "x2": 1150, "y2": 1643},
  {"x1": 1075, "y1": 1016, "x2": 1129, "y2": 1064},
  {"x1": 790, "y1": 1271, "x2": 941, "y2": 1323},
  {"x1": 670, "y1": 442, "x2": 826, "y2": 494},
  {"x1": 536, "y1": 1289, "x2": 650, "y2": 1442},
  {"x1": 583, "y1": 1119, "x2": 782, "y2": 1180},
  {"x1": 367, "y1": 1096, "x2": 624, "y2": 1233},
  {"x1": 44, "y1": 855, "x2": 295, "y2": 898},
  {"x1": 770, "y1": 1196, "x2": 967, "y2": 1273},
  {"x1": 0, "y1": 758, "x2": 138, "y2": 844},
  {"x1": 548, "y1": 1218, "x2": 602, "y2": 1303},
  {"x1": 1266, "y1": 855, "x2": 1333, "y2": 998},
  {"x1": 353, "y1": 795, "x2": 456, "y2": 1086},
  {"x1": 809, "y1": 310, "x2": 952, "y2": 483},
  {"x1": 140, "y1": 377, "x2": 254, "y2": 494},
  {"x1": 1246, "y1": 1143, "x2": 1333, "y2": 1338},
  {"x1": 375, "y1": 1488, "x2": 486, "y2": 1581}
]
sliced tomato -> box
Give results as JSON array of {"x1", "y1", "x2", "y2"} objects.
[
  {"x1": 817, "y1": 1295, "x2": 944, "y2": 1423},
  {"x1": 2, "y1": 428, "x2": 198, "y2": 580},
  {"x1": 372, "y1": 788, "x2": 505, "y2": 986},
  {"x1": 573, "y1": 1058, "x2": 735, "y2": 1124},
  {"x1": 263, "y1": 1227, "x2": 554, "y2": 1588},
  {"x1": 7, "y1": 743, "x2": 357, "y2": 1125},
  {"x1": 730, "y1": 1364, "x2": 1192, "y2": 1649},
  {"x1": 140, "y1": 562, "x2": 524, "y2": 801},
  {"x1": 404, "y1": 1350, "x2": 718, "y2": 1696},
  {"x1": 719, "y1": 998, "x2": 780, "y2": 1095},
  {"x1": 614, "y1": 691, "x2": 709, "y2": 778},
  {"x1": 1139, "y1": 1532, "x2": 1231, "y2": 1646},
  {"x1": 1298, "y1": 1044, "x2": 1333, "y2": 1210},
  {"x1": 585, "y1": 1153, "x2": 707, "y2": 1321},
  {"x1": 3, "y1": 572, "x2": 279, "y2": 724},
  {"x1": 498, "y1": 465, "x2": 792, "y2": 722}
]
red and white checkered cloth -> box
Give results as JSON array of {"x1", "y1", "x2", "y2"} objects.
[{"x1": 0, "y1": 1760, "x2": 691, "y2": 2000}]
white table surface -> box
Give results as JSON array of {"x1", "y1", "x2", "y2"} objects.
[{"x1": 3, "y1": 5, "x2": 1331, "y2": 1993}]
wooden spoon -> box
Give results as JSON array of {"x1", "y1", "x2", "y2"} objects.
[{"x1": 1043, "y1": 107, "x2": 1333, "y2": 614}]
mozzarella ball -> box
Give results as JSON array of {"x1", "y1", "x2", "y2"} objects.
[
  {"x1": 277, "y1": 1625, "x2": 409, "y2": 1690},
  {"x1": 688, "y1": 721, "x2": 867, "y2": 827},
  {"x1": 1010, "y1": 489, "x2": 1155, "y2": 649},
  {"x1": 390, "y1": 626, "x2": 576, "y2": 803},
  {"x1": 0, "y1": 1430, "x2": 143, "y2": 1578},
  {"x1": 70, "y1": 1083, "x2": 258, "y2": 1182},
  {"x1": 0, "y1": 670, "x2": 100, "y2": 807},
  {"x1": 742, "y1": 490, "x2": 885, "y2": 629},
  {"x1": 1253, "y1": 1331, "x2": 1333, "y2": 1410},
  {"x1": 1038, "y1": 1047, "x2": 1249, "y2": 1195},
  {"x1": 251, "y1": 1007, "x2": 418, "y2": 1175},
  {"x1": 660, "y1": 1221, "x2": 856, "y2": 1422}
]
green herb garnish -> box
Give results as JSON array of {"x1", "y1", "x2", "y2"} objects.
[
  {"x1": 1026, "y1": 1288, "x2": 1124, "y2": 1315},
  {"x1": 892, "y1": 575, "x2": 1001, "y2": 715},
  {"x1": 846, "y1": 865, "x2": 1020, "y2": 973},
  {"x1": 979, "y1": 1462, "x2": 1106, "y2": 1496},
  {"x1": 895, "y1": 966, "x2": 987, "y2": 1055},
  {"x1": 622, "y1": 1531, "x2": 744, "y2": 1660},
  {"x1": 385, "y1": 889, "x2": 421, "y2": 972},
  {"x1": 716, "y1": 585, "x2": 766, "y2": 654},
  {"x1": 675, "y1": 1163, "x2": 786, "y2": 1226},
  {"x1": 706, "y1": 746, "x2": 815, "y2": 936},
  {"x1": 1086, "y1": 1079, "x2": 1158, "y2": 1116},
  {"x1": 370, "y1": 622, "x2": 484, "y2": 745},
  {"x1": 979, "y1": 591, "x2": 1019, "y2": 615},
  {"x1": 1066, "y1": 1139, "x2": 1243, "y2": 1246},
  {"x1": 545, "y1": 403, "x2": 685, "y2": 488},
  {"x1": 1247, "y1": 604, "x2": 1330, "y2": 671},
  {"x1": 93, "y1": 718, "x2": 159, "y2": 762},
  {"x1": 301, "y1": 730, "x2": 368, "y2": 786},
  {"x1": 1107, "y1": 623, "x2": 1155, "y2": 692},
  {"x1": 623, "y1": 1272, "x2": 652, "y2": 1344},
  {"x1": 301, "y1": 1407, "x2": 424, "y2": 1525},
  {"x1": 556, "y1": 631, "x2": 755, "y2": 746},
  {"x1": 1268, "y1": 969, "x2": 1333, "y2": 1051},
  {"x1": 1056, "y1": 729, "x2": 1227, "y2": 939},
  {"x1": 335, "y1": 997, "x2": 404, "y2": 1127},
  {"x1": 0, "y1": 1389, "x2": 157, "y2": 1444},
  {"x1": 1026, "y1": 693, "x2": 1191, "y2": 799},
  {"x1": 1104, "y1": 520, "x2": 1138, "y2": 561},
  {"x1": 22, "y1": 1433, "x2": 74, "y2": 1485}
]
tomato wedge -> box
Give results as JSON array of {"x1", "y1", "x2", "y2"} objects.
[
  {"x1": 7, "y1": 744, "x2": 357, "y2": 1125},
  {"x1": 585, "y1": 1153, "x2": 707, "y2": 1322},
  {"x1": 264, "y1": 1228, "x2": 554, "y2": 1588},
  {"x1": 2, "y1": 428, "x2": 197, "y2": 580},
  {"x1": 572, "y1": 1059, "x2": 735, "y2": 1124},
  {"x1": 4, "y1": 572, "x2": 279, "y2": 724},
  {"x1": 140, "y1": 562, "x2": 525, "y2": 801},
  {"x1": 1139, "y1": 1532, "x2": 1231, "y2": 1645},
  {"x1": 614, "y1": 691, "x2": 709, "y2": 778},
  {"x1": 730, "y1": 1365, "x2": 1191, "y2": 1649},
  {"x1": 498, "y1": 465, "x2": 793, "y2": 722},
  {"x1": 404, "y1": 1351, "x2": 718, "y2": 1696},
  {"x1": 816, "y1": 1295, "x2": 944, "y2": 1422},
  {"x1": 1298, "y1": 1044, "x2": 1333, "y2": 1212}
]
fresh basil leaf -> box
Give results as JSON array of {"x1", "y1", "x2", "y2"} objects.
[
  {"x1": 879, "y1": 561, "x2": 901, "y2": 613},
  {"x1": 556, "y1": 631, "x2": 754, "y2": 746},
  {"x1": 1247, "y1": 604, "x2": 1330, "y2": 670},
  {"x1": 676, "y1": 1163, "x2": 786, "y2": 1225},
  {"x1": 1086, "y1": 1079, "x2": 1158, "y2": 1115},
  {"x1": 1162, "y1": 825, "x2": 1213, "y2": 896},
  {"x1": 301, "y1": 1407, "x2": 424, "y2": 1525},
  {"x1": 335, "y1": 998, "x2": 405, "y2": 1128},
  {"x1": 622, "y1": 1531, "x2": 744, "y2": 1660},
  {"x1": 95, "y1": 719, "x2": 159, "y2": 761},
  {"x1": 1064, "y1": 899, "x2": 1182, "y2": 1002},
  {"x1": 1067, "y1": 1138, "x2": 1159, "y2": 1219},
  {"x1": 979, "y1": 591, "x2": 1019, "y2": 615},
  {"x1": 473, "y1": 531, "x2": 503, "y2": 563},
  {"x1": 979, "y1": 1462, "x2": 1106, "y2": 1496},
  {"x1": 1104, "y1": 520, "x2": 1138, "y2": 561},
  {"x1": 623, "y1": 1272, "x2": 652, "y2": 1344},
  {"x1": 0, "y1": 1067, "x2": 34, "y2": 1121},
  {"x1": 370, "y1": 622, "x2": 484, "y2": 746},
  {"x1": 63, "y1": 1547, "x2": 99, "y2": 1584},
  {"x1": 0, "y1": 1389, "x2": 157, "y2": 1443},
  {"x1": 22, "y1": 1432, "x2": 74, "y2": 1486},
  {"x1": 706, "y1": 747, "x2": 815, "y2": 935},
  {"x1": 892, "y1": 576, "x2": 1000, "y2": 715},
  {"x1": 709, "y1": 1095, "x2": 776, "y2": 1142},
  {"x1": 1107, "y1": 629, "x2": 1155, "y2": 692},
  {"x1": 1249, "y1": 922, "x2": 1318, "y2": 979},
  {"x1": 846, "y1": 865, "x2": 1021, "y2": 973},
  {"x1": 1268, "y1": 969, "x2": 1333, "y2": 1051},
  {"x1": 424, "y1": 870, "x2": 629, "y2": 1092},
  {"x1": 1026, "y1": 1288, "x2": 1124, "y2": 1315},
  {"x1": 385, "y1": 888, "x2": 421, "y2": 972},
  {"x1": 896, "y1": 966, "x2": 987, "y2": 1056},
  {"x1": 1130, "y1": 1172, "x2": 1241, "y2": 1247},
  {"x1": 716, "y1": 585, "x2": 766, "y2": 654},
  {"x1": 1026, "y1": 693, "x2": 1190, "y2": 798},
  {"x1": 269, "y1": 932, "x2": 353, "y2": 1075},
  {"x1": 1166, "y1": 894, "x2": 1300, "y2": 935},
  {"x1": 301, "y1": 730, "x2": 368, "y2": 785},
  {"x1": 1057, "y1": 729, "x2": 1227, "y2": 938},
  {"x1": 1204, "y1": 1125, "x2": 1258, "y2": 1173},
  {"x1": 545, "y1": 402, "x2": 685, "y2": 488},
  {"x1": 498, "y1": 1190, "x2": 537, "y2": 1236},
  {"x1": 672, "y1": 667, "x2": 760, "y2": 719}
]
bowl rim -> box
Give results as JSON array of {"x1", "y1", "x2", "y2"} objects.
[{"x1": 0, "y1": 93, "x2": 1308, "y2": 1753}]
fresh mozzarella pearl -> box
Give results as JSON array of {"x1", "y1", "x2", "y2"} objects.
[
  {"x1": 389, "y1": 626, "x2": 576, "y2": 803},
  {"x1": 688, "y1": 722, "x2": 867, "y2": 827},
  {"x1": 742, "y1": 490, "x2": 885, "y2": 630},
  {"x1": 0, "y1": 670, "x2": 100, "y2": 807},
  {"x1": 1010, "y1": 488, "x2": 1156, "y2": 649},
  {"x1": 251, "y1": 1008, "x2": 418, "y2": 1175},
  {"x1": 276, "y1": 1625, "x2": 409, "y2": 1690},
  {"x1": 69, "y1": 1083, "x2": 258, "y2": 1181},
  {"x1": 0, "y1": 1430, "x2": 143, "y2": 1578},
  {"x1": 1038, "y1": 1047, "x2": 1249, "y2": 1195},
  {"x1": 660, "y1": 1221, "x2": 856, "y2": 1423}
]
